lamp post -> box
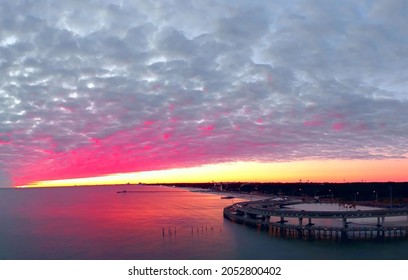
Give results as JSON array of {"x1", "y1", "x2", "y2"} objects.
[
  {"x1": 389, "y1": 186, "x2": 392, "y2": 209},
  {"x1": 328, "y1": 189, "x2": 333, "y2": 203},
  {"x1": 373, "y1": 190, "x2": 378, "y2": 204},
  {"x1": 354, "y1": 192, "x2": 359, "y2": 204},
  {"x1": 292, "y1": 188, "x2": 303, "y2": 198}
]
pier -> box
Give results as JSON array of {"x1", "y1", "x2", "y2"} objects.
[{"x1": 223, "y1": 198, "x2": 408, "y2": 240}]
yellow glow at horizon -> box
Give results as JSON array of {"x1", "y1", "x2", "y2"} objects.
[{"x1": 18, "y1": 159, "x2": 408, "y2": 188}]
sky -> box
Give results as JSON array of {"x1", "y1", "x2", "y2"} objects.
[{"x1": 1, "y1": 0, "x2": 407, "y2": 187}]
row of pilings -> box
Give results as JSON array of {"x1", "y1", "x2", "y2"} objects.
[{"x1": 224, "y1": 207, "x2": 408, "y2": 241}]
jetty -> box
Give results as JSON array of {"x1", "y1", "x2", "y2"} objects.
[{"x1": 224, "y1": 198, "x2": 408, "y2": 240}]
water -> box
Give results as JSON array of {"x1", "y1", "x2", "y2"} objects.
[{"x1": 1, "y1": 185, "x2": 408, "y2": 260}]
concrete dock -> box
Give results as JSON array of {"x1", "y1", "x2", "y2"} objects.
[{"x1": 224, "y1": 198, "x2": 408, "y2": 240}]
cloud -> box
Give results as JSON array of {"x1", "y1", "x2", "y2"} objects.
[
  {"x1": 0, "y1": 0, "x2": 407, "y2": 185},
  {"x1": 0, "y1": 164, "x2": 12, "y2": 188}
]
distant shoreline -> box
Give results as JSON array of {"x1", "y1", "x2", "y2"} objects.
[
  {"x1": 9, "y1": 181, "x2": 408, "y2": 207},
  {"x1": 166, "y1": 182, "x2": 408, "y2": 207}
]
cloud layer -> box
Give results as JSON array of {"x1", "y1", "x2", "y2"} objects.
[{"x1": 1, "y1": 0, "x2": 407, "y2": 186}]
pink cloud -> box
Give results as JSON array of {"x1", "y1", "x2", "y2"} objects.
[
  {"x1": 163, "y1": 132, "x2": 172, "y2": 140},
  {"x1": 304, "y1": 119, "x2": 324, "y2": 127},
  {"x1": 198, "y1": 125, "x2": 214, "y2": 131},
  {"x1": 303, "y1": 115, "x2": 325, "y2": 127},
  {"x1": 332, "y1": 122, "x2": 346, "y2": 131},
  {"x1": 1, "y1": 0, "x2": 407, "y2": 187}
]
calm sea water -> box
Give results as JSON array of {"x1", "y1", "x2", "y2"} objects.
[{"x1": 1, "y1": 185, "x2": 408, "y2": 260}]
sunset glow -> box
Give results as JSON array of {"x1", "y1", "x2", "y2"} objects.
[
  {"x1": 1, "y1": 1, "x2": 407, "y2": 188},
  {"x1": 19, "y1": 159, "x2": 408, "y2": 188}
]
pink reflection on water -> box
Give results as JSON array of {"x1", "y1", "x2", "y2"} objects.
[{"x1": 2, "y1": 186, "x2": 244, "y2": 259}]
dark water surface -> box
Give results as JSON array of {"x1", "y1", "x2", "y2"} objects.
[{"x1": 0, "y1": 185, "x2": 407, "y2": 259}]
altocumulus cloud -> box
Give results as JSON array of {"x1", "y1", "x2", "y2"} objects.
[{"x1": 0, "y1": 0, "x2": 407, "y2": 186}]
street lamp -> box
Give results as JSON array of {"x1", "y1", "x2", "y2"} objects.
[
  {"x1": 389, "y1": 186, "x2": 392, "y2": 208},
  {"x1": 292, "y1": 188, "x2": 303, "y2": 198},
  {"x1": 373, "y1": 190, "x2": 378, "y2": 204},
  {"x1": 354, "y1": 192, "x2": 359, "y2": 204}
]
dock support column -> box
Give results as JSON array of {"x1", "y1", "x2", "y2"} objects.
[
  {"x1": 342, "y1": 218, "x2": 348, "y2": 228},
  {"x1": 297, "y1": 218, "x2": 303, "y2": 239},
  {"x1": 377, "y1": 217, "x2": 385, "y2": 227},
  {"x1": 341, "y1": 229, "x2": 347, "y2": 240},
  {"x1": 340, "y1": 218, "x2": 348, "y2": 240}
]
